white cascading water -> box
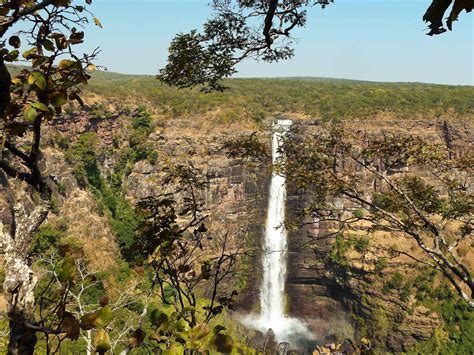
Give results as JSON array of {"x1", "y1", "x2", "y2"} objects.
[{"x1": 243, "y1": 119, "x2": 310, "y2": 344}]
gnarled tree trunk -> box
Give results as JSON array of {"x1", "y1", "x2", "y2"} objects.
[
  {"x1": 0, "y1": 58, "x2": 11, "y2": 159},
  {"x1": 0, "y1": 172, "x2": 49, "y2": 354}
]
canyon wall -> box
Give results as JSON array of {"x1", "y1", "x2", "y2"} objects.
[
  {"x1": 121, "y1": 114, "x2": 472, "y2": 352},
  {"x1": 285, "y1": 118, "x2": 472, "y2": 352},
  {"x1": 3, "y1": 104, "x2": 470, "y2": 352}
]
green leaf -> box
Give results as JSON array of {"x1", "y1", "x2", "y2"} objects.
[
  {"x1": 175, "y1": 331, "x2": 189, "y2": 341},
  {"x1": 172, "y1": 318, "x2": 190, "y2": 332},
  {"x1": 58, "y1": 59, "x2": 75, "y2": 69},
  {"x1": 23, "y1": 106, "x2": 38, "y2": 122},
  {"x1": 80, "y1": 305, "x2": 113, "y2": 330},
  {"x1": 94, "y1": 329, "x2": 111, "y2": 354},
  {"x1": 167, "y1": 343, "x2": 185, "y2": 355},
  {"x1": 94, "y1": 305, "x2": 113, "y2": 329},
  {"x1": 31, "y1": 102, "x2": 50, "y2": 112},
  {"x1": 43, "y1": 39, "x2": 55, "y2": 52},
  {"x1": 181, "y1": 306, "x2": 195, "y2": 313},
  {"x1": 27, "y1": 72, "x2": 47, "y2": 91},
  {"x1": 80, "y1": 312, "x2": 98, "y2": 330},
  {"x1": 157, "y1": 343, "x2": 168, "y2": 351},
  {"x1": 32, "y1": 56, "x2": 48, "y2": 68},
  {"x1": 4, "y1": 50, "x2": 19, "y2": 62},
  {"x1": 22, "y1": 47, "x2": 38, "y2": 59},
  {"x1": 49, "y1": 92, "x2": 68, "y2": 107},
  {"x1": 57, "y1": 253, "x2": 77, "y2": 283},
  {"x1": 149, "y1": 332, "x2": 167, "y2": 343}
]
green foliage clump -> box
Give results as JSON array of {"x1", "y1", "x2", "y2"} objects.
[
  {"x1": 63, "y1": 107, "x2": 159, "y2": 255},
  {"x1": 408, "y1": 281, "x2": 474, "y2": 354},
  {"x1": 223, "y1": 133, "x2": 269, "y2": 161},
  {"x1": 374, "y1": 257, "x2": 389, "y2": 274},
  {"x1": 400, "y1": 282, "x2": 412, "y2": 302},
  {"x1": 105, "y1": 193, "x2": 138, "y2": 252},
  {"x1": 66, "y1": 132, "x2": 102, "y2": 189},
  {"x1": 414, "y1": 269, "x2": 438, "y2": 302},
  {"x1": 327, "y1": 233, "x2": 370, "y2": 280},
  {"x1": 328, "y1": 235, "x2": 351, "y2": 270},
  {"x1": 327, "y1": 233, "x2": 371, "y2": 280},
  {"x1": 66, "y1": 131, "x2": 140, "y2": 255},
  {"x1": 127, "y1": 107, "x2": 157, "y2": 164},
  {"x1": 350, "y1": 234, "x2": 370, "y2": 253},
  {"x1": 131, "y1": 106, "x2": 152, "y2": 131},
  {"x1": 31, "y1": 220, "x2": 68, "y2": 255},
  {"x1": 382, "y1": 272, "x2": 405, "y2": 293}
]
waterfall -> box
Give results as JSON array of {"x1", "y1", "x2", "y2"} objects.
[
  {"x1": 260, "y1": 119, "x2": 292, "y2": 329},
  {"x1": 242, "y1": 119, "x2": 310, "y2": 344}
]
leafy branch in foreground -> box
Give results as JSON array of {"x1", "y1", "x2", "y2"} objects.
[
  {"x1": 423, "y1": 0, "x2": 473, "y2": 35},
  {"x1": 159, "y1": 0, "x2": 473, "y2": 90},
  {"x1": 0, "y1": 1, "x2": 100, "y2": 352},
  {"x1": 223, "y1": 132, "x2": 269, "y2": 163},
  {"x1": 33, "y1": 248, "x2": 136, "y2": 355}
]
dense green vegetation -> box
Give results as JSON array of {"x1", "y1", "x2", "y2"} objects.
[
  {"x1": 407, "y1": 279, "x2": 474, "y2": 354},
  {"x1": 85, "y1": 71, "x2": 474, "y2": 122}
]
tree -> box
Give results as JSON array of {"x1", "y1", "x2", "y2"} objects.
[
  {"x1": 280, "y1": 124, "x2": 473, "y2": 307},
  {"x1": 121, "y1": 164, "x2": 242, "y2": 353},
  {"x1": 159, "y1": 0, "x2": 473, "y2": 90},
  {"x1": 0, "y1": 1, "x2": 98, "y2": 353},
  {"x1": 36, "y1": 251, "x2": 138, "y2": 354}
]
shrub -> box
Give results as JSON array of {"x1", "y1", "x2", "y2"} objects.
[
  {"x1": 66, "y1": 132, "x2": 102, "y2": 189},
  {"x1": 382, "y1": 272, "x2": 405, "y2": 293},
  {"x1": 31, "y1": 220, "x2": 67, "y2": 255}
]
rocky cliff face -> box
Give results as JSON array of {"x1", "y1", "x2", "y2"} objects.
[
  {"x1": 284, "y1": 117, "x2": 472, "y2": 352},
  {"x1": 128, "y1": 115, "x2": 472, "y2": 352},
  {"x1": 123, "y1": 116, "x2": 271, "y2": 309},
  {"x1": 9, "y1": 105, "x2": 469, "y2": 353}
]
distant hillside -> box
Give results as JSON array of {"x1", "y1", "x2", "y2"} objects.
[{"x1": 8, "y1": 65, "x2": 474, "y2": 122}]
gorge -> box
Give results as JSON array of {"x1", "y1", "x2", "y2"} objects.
[
  {"x1": 1, "y1": 1, "x2": 473, "y2": 352},
  {"x1": 0, "y1": 73, "x2": 472, "y2": 354}
]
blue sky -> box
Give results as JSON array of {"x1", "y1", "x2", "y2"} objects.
[{"x1": 82, "y1": 0, "x2": 473, "y2": 85}]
